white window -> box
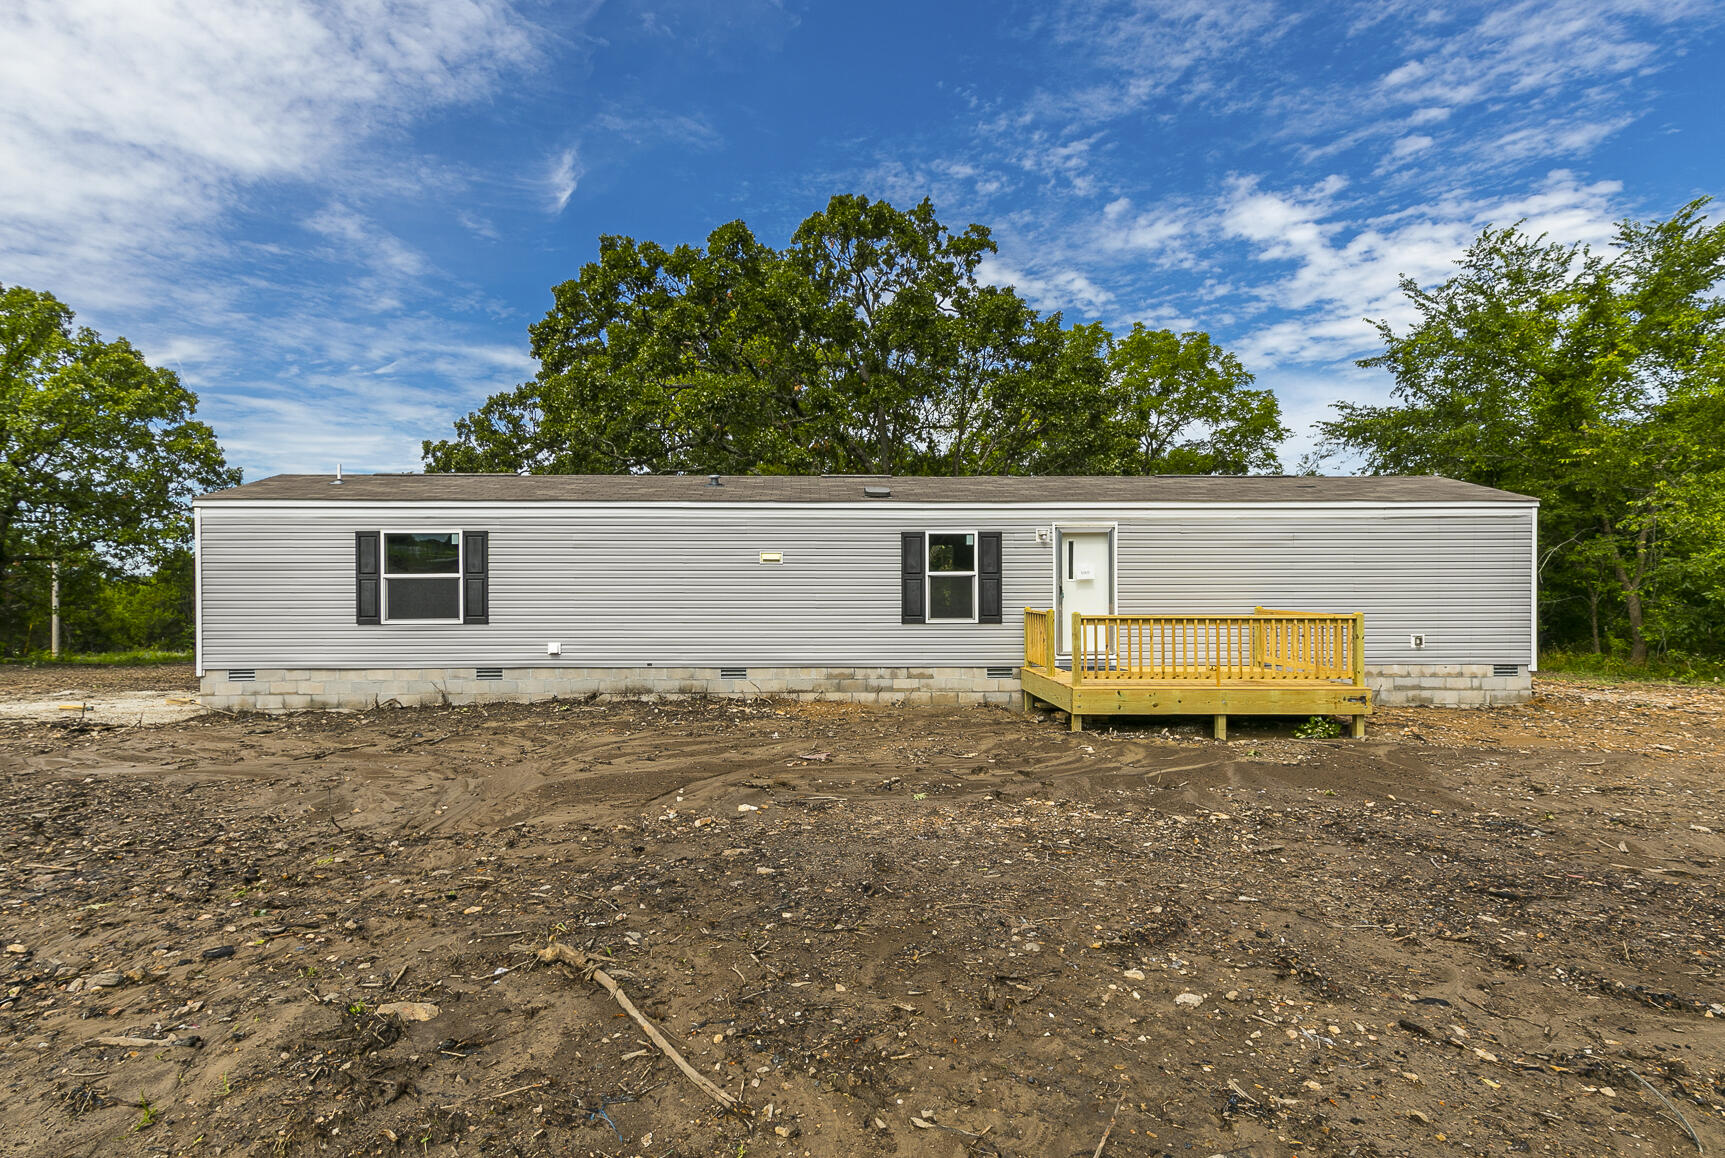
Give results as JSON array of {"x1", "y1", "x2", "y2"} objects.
[
  {"x1": 927, "y1": 531, "x2": 977, "y2": 621},
  {"x1": 382, "y1": 531, "x2": 462, "y2": 622}
]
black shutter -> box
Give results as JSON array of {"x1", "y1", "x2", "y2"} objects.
[
  {"x1": 900, "y1": 531, "x2": 925, "y2": 624},
  {"x1": 355, "y1": 532, "x2": 380, "y2": 624},
  {"x1": 978, "y1": 531, "x2": 1003, "y2": 624},
  {"x1": 463, "y1": 531, "x2": 489, "y2": 624}
]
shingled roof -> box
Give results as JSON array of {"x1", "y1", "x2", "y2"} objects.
[{"x1": 198, "y1": 473, "x2": 1536, "y2": 504}]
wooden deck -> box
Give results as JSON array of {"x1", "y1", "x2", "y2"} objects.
[{"x1": 1019, "y1": 607, "x2": 1373, "y2": 736}]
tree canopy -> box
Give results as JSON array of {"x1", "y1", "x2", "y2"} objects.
[
  {"x1": 0, "y1": 284, "x2": 238, "y2": 652},
  {"x1": 424, "y1": 195, "x2": 1286, "y2": 477},
  {"x1": 1315, "y1": 199, "x2": 1725, "y2": 662}
]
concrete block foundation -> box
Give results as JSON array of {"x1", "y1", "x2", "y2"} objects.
[
  {"x1": 199, "y1": 665, "x2": 1022, "y2": 711},
  {"x1": 199, "y1": 661, "x2": 1532, "y2": 712}
]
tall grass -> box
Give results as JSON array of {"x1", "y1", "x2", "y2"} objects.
[
  {"x1": 1, "y1": 650, "x2": 193, "y2": 667},
  {"x1": 1539, "y1": 649, "x2": 1725, "y2": 685}
]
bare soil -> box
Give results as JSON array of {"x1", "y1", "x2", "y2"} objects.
[
  {"x1": 1, "y1": 669, "x2": 1722, "y2": 1158},
  {"x1": 0, "y1": 664, "x2": 203, "y2": 726}
]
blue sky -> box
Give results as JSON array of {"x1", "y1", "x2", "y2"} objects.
[{"x1": 4, "y1": 0, "x2": 1721, "y2": 480}]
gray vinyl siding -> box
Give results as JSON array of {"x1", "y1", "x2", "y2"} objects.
[
  {"x1": 1115, "y1": 507, "x2": 1534, "y2": 665},
  {"x1": 196, "y1": 502, "x2": 1534, "y2": 670}
]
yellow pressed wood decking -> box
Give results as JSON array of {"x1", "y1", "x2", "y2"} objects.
[{"x1": 1019, "y1": 607, "x2": 1372, "y2": 737}]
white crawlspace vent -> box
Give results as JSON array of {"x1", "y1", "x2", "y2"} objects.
[
  {"x1": 1492, "y1": 663, "x2": 1521, "y2": 677},
  {"x1": 718, "y1": 667, "x2": 748, "y2": 680},
  {"x1": 227, "y1": 668, "x2": 256, "y2": 682},
  {"x1": 475, "y1": 667, "x2": 504, "y2": 680},
  {"x1": 985, "y1": 666, "x2": 1017, "y2": 680}
]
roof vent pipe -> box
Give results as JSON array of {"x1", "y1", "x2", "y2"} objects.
[
  {"x1": 707, "y1": 473, "x2": 722, "y2": 487},
  {"x1": 332, "y1": 463, "x2": 343, "y2": 485}
]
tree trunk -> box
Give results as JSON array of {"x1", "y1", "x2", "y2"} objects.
[
  {"x1": 1603, "y1": 516, "x2": 1653, "y2": 665},
  {"x1": 1588, "y1": 587, "x2": 1601, "y2": 654},
  {"x1": 1622, "y1": 588, "x2": 1648, "y2": 664}
]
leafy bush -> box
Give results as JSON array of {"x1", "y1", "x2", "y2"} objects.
[{"x1": 1292, "y1": 715, "x2": 1344, "y2": 739}]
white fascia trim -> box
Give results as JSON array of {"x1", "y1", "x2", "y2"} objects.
[
  {"x1": 195, "y1": 499, "x2": 1541, "y2": 514},
  {"x1": 193, "y1": 507, "x2": 204, "y2": 677},
  {"x1": 1529, "y1": 506, "x2": 1540, "y2": 671}
]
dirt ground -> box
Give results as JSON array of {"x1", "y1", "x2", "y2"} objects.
[
  {"x1": 0, "y1": 664, "x2": 203, "y2": 726},
  {"x1": 1, "y1": 669, "x2": 1722, "y2": 1158}
]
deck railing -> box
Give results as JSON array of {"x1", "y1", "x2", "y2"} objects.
[
  {"x1": 1022, "y1": 607, "x2": 1365, "y2": 686},
  {"x1": 1023, "y1": 606, "x2": 1057, "y2": 673}
]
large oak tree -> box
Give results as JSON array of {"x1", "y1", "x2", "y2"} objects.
[{"x1": 424, "y1": 195, "x2": 1286, "y2": 478}]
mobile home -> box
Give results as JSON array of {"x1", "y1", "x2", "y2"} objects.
[{"x1": 193, "y1": 473, "x2": 1537, "y2": 719}]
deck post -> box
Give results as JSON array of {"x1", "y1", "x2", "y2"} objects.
[
  {"x1": 1045, "y1": 608, "x2": 1057, "y2": 674},
  {"x1": 1213, "y1": 714, "x2": 1227, "y2": 741},
  {"x1": 1351, "y1": 613, "x2": 1365, "y2": 687},
  {"x1": 1068, "y1": 612, "x2": 1085, "y2": 733},
  {"x1": 1070, "y1": 613, "x2": 1084, "y2": 687},
  {"x1": 1351, "y1": 714, "x2": 1366, "y2": 740}
]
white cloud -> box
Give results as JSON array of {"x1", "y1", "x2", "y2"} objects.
[
  {"x1": 0, "y1": 0, "x2": 538, "y2": 301},
  {"x1": 304, "y1": 205, "x2": 436, "y2": 280},
  {"x1": 1215, "y1": 170, "x2": 1626, "y2": 367},
  {"x1": 977, "y1": 255, "x2": 1114, "y2": 314},
  {"x1": 545, "y1": 147, "x2": 584, "y2": 215},
  {"x1": 1389, "y1": 134, "x2": 1435, "y2": 160},
  {"x1": 195, "y1": 311, "x2": 538, "y2": 475}
]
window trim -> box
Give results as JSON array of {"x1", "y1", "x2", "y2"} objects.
[
  {"x1": 925, "y1": 528, "x2": 980, "y2": 624},
  {"x1": 381, "y1": 529, "x2": 464, "y2": 624}
]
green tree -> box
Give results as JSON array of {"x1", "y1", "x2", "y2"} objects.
[
  {"x1": 1103, "y1": 325, "x2": 1287, "y2": 474},
  {"x1": 425, "y1": 195, "x2": 1286, "y2": 477},
  {"x1": 0, "y1": 285, "x2": 238, "y2": 651},
  {"x1": 1315, "y1": 199, "x2": 1725, "y2": 662}
]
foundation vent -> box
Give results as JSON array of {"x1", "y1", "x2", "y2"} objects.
[
  {"x1": 986, "y1": 666, "x2": 1017, "y2": 680},
  {"x1": 1492, "y1": 663, "x2": 1521, "y2": 677},
  {"x1": 718, "y1": 667, "x2": 748, "y2": 680},
  {"x1": 227, "y1": 668, "x2": 256, "y2": 682},
  {"x1": 475, "y1": 667, "x2": 504, "y2": 680}
]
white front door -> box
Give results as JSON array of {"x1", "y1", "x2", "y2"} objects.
[{"x1": 1057, "y1": 530, "x2": 1113, "y2": 653}]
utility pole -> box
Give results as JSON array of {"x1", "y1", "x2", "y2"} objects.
[{"x1": 50, "y1": 559, "x2": 61, "y2": 658}]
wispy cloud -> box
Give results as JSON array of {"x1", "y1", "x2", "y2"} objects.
[
  {"x1": 0, "y1": 0, "x2": 539, "y2": 301},
  {"x1": 545, "y1": 147, "x2": 584, "y2": 215}
]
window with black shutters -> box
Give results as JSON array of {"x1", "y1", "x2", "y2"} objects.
[
  {"x1": 901, "y1": 531, "x2": 1002, "y2": 625},
  {"x1": 383, "y1": 532, "x2": 461, "y2": 621},
  {"x1": 357, "y1": 530, "x2": 490, "y2": 625}
]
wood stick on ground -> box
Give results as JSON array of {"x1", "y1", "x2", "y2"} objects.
[
  {"x1": 1627, "y1": 1068, "x2": 1703, "y2": 1154},
  {"x1": 1092, "y1": 1098, "x2": 1123, "y2": 1158},
  {"x1": 536, "y1": 943, "x2": 740, "y2": 1112},
  {"x1": 438, "y1": 1080, "x2": 551, "y2": 1110}
]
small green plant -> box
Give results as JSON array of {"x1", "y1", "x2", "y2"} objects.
[
  {"x1": 132, "y1": 1098, "x2": 159, "y2": 1132},
  {"x1": 298, "y1": 965, "x2": 321, "y2": 979},
  {"x1": 1292, "y1": 715, "x2": 1344, "y2": 739},
  {"x1": 220, "y1": 1073, "x2": 233, "y2": 1097},
  {"x1": 347, "y1": 1001, "x2": 367, "y2": 1016}
]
